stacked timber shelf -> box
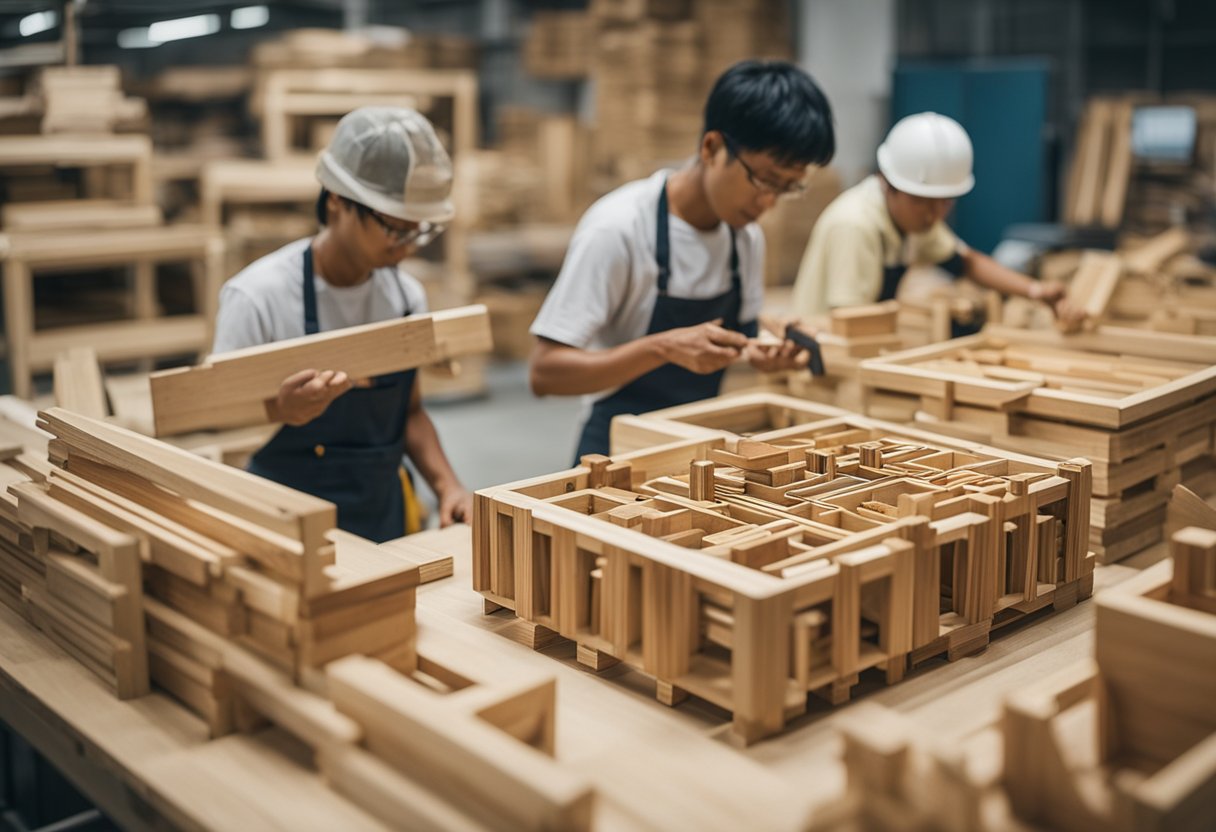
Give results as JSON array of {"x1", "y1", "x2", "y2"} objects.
[
  {"x1": 811, "y1": 507, "x2": 1216, "y2": 832},
  {"x1": 0, "y1": 65, "x2": 223, "y2": 398},
  {"x1": 474, "y1": 398, "x2": 1095, "y2": 745},
  {"x1": 859, "y1": 325, "x2": 1216, "y2": 563}
]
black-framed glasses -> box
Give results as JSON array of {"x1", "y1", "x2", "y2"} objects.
[
  {"x1": 367, "y1": 211, "x2": 446, "y2": 247},
  {"x1": 720, "y1": 132, "x2": 809, "y2": 199}
]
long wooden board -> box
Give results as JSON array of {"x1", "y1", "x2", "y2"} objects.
[{"x1": 149, "y1": 305, "x2": 492, "y2": 436}]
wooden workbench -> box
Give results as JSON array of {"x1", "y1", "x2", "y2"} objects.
[{"x1": 0, "y1": 523, "x2": 1166, "y2": 830}]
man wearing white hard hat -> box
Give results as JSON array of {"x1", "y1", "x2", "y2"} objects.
[
  {"x1": 792, "y1": 112, "x2": 1084, "y2": 327},
  {"x1": 211, "y1": 107, "x2": 472, "y2": 542}
]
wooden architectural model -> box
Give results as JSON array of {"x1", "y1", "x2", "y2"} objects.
[
  {"x1": 148, "y1": 303, "x2": 493, "y2": 435},
  {"x1": 474, "y1": 407, "x2": 1095, "y2": 744},
  {"x1": 861, "y1": 325, "x2": 1216, "y2": 562},
  {"x1": 814, "y1": 518, "x2": 1216, "y2": 832}
]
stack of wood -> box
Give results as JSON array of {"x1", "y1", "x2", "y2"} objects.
[
  {"x1": 251, "y1": 27, "x2": 477, "y2": 72},
  {"x1": 859, "y1": 325, "x2": 1216, "y2": 562},
  {"x1": 478, "y1": 402, "x2": 1095, "y2": 744},
  {"x1": 523, "y1": 11, "x2": 593, "y2": 79},
  {"x1": 695, "y1": 0, "x2": 793, "y2": 78},
  {"x1": 1025, "y1": 227, "x2": 1216, "y2": 335},
  {"x1": 814, "y1": 495, "x2": 1216, "y2": 832},
  {"x1": 34, "y1": 66, "x2": 146, "y2": 134},
  {"x1": 0, "y1": 408, "x2": 604, "y2": 830},
  {"x1": 489, "y1": 106, "x2": 589, "y2": 225},
  {"x1": 1065, "y1": 94, "x2": 1216, "y2": 234},
  {"x1": 581, "y1": 0, "x2": 793, "y2": 192}
]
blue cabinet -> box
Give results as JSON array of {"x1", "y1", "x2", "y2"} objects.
[{"x1": 892, "y1": 60, "x2": 1050, "y2": 253}]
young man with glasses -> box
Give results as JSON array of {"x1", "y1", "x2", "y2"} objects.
[
  {"x1": 529, "y1": 60, "x2": 836, "y2": 459},
  {"x1": 211, "y1": 107, "x2": 472, "y2": 542},
  {"x1": 792, "y1": 112, "x2": 1085, "y2": 329}
]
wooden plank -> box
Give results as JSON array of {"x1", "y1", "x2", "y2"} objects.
[
  {"x1": 38, "y1": 407, "x2": 333, "y2": 544},
  {"x1": 148, "y1": 305, "x2": 491, "y2": 435},
  {"x1": 1063, "y1": 251, "x2": 1123, "y2": 328},
  {"x1": 52, "y1": 347, "x2": 108, "y2": 421}
]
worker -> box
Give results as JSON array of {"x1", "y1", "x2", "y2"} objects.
[
  {"x1": 211, "y1": 107, "x2": 472, "y2": 542},
  {"x1": 529, "y1": 60, "x2": 836, "y2": 460},
  {"x1": 791, "y1": 112, "x2": 1085, "y2": 328}
]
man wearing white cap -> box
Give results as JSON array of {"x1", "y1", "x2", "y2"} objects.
[
  {"x1": 212, "y1": 107, "x2": 472, "y2": 542},
  {"x1": 792, "y1": 112, "x2": 1084, "y2": 327}
]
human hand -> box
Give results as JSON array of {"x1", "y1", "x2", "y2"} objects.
[
  {"x1": 657, "y1": 319, "x2": 748, "y2": 374},
  {"x1": 271, "y1": 369, "x2": 354, "y2": 426}
]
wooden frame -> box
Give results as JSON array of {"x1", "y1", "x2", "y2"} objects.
[
  {"x1": 475, "y1": 408, "x2": 1094, "y2": 745},
  {"x1": 0, "y1": 225, "x2": 224, "y2": 399},
  {"x1": 860, "y1": 325, "x2": 1216, "y2": 563}
]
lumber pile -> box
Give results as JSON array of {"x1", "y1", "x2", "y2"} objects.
[
  {"x1": 1065, "y1": 94, "x2": 1216, "y2": 234},
  {"x1": 581, "y1": 0, "x2": 792, "y2": 192},
  {"x1": 524, "y1": 11, "x2": 593, "y2": 79},
  {"x1": 0, "y1": 407, "x2": 600, "y2": 829},
  {"x1": 1024, "y1": 228, "x2": 1216, "y2": 335},
  {"x1": 475, "y1": 405, "x2": 1094, "y2": 744},
  {"x1": 34, "y1": 65, "x2": 146, "y2": 134},
  {"x1": 860, "y1": 325, "x2": 1216, "y2": 563},
  {"x1": 148, "y1": 304, "x2": 492, "y2": 435},
  {"x1": 813, "y1": 516, "x2": 1216, "y2": 832}
]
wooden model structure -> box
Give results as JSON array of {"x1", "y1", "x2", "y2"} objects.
[
  {"x1": 813, "y1": 519, "x2": 1216, "y2": 832},
  {"x1": 474, "y1": 408, "x2": 1095, "y2": 744},
  {"x1": 861, "y1": 325, "x2": 1216, "y2": 562}
]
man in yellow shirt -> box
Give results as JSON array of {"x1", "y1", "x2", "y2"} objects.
[{"x1": 792, "y1": 112, "x2": 1083, "y2": 327}]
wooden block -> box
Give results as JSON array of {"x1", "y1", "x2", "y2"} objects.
[
  {"x1": 149, "y1": 305, "x2": 491, "y2": 435},
  {"x1": 327, "y1": 655, "x2": 594, "y2": 830}
]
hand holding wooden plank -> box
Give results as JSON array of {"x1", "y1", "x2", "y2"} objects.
[{"x1": 150, "y1": 305, "x2": 492, "y2": 436}]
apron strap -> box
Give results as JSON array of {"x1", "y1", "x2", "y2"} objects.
[
  {"x1": 303, "y1": 243, "x2": 320, "y2": 335},
  {"x1": 656, "y1": 180, "x2": 672, "y2": 295},
  {"x1": 655, "y1": 177, "x2": 742, "y2": 307}
]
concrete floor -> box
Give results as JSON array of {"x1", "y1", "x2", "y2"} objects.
[{"x1": 414, "y1": 359, "x2": 583, "y2": 513}]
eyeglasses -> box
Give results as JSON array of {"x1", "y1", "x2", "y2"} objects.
[
  {"x1": 366, "y1": 211, "x2": 446, "y2": 247},
  {"x1": 720, "y1": 132, "x2": 808, "y2": 199}
]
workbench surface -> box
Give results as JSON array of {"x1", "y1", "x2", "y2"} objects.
[{"x1": 0, "y1": 524, "x2": 1162, "y2": 831}]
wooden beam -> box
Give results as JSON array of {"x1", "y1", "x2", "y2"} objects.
[{"x1": 149, "y1": 305, "x2": 491, "y2": 436}]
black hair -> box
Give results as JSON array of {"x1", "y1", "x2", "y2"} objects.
[
  {"x1": 703, "y1": 60, "x2": 835, "y2": 168},
  {"x1": 315, "y1": 188, "x2": 372, "y2": 227}
]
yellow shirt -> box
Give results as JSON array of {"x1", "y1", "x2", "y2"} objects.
[{"x1": 791, "y1": 175, "x2": 965, "y2": 317}]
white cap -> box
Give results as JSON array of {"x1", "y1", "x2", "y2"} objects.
[
  {"x1": 876, "y1": 112, "x2": 975, "y2": 199},
  {"x1": 316, "y1": 106, "x2": 455, "y2": 223}
]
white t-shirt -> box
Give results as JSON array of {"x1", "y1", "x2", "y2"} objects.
[
  {"x1": 530, "y1": 170, "x2": 765, "y2": 420},
  {"x1": 212, "y1": 237, "x2": 429, "y2": 355}
]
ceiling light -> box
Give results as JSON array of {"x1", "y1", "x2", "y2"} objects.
[{"x1": 230, "y1": 6, "x2": 269, "y2": 30}]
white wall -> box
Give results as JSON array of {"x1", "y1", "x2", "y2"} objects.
[{"x1": 797, "y1": 0, "x2": 897, "y2": 186}]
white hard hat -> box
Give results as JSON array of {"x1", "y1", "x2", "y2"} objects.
[
  {"x1": 316, "y1": 106, "x2": 455, "y2": 224},
  {"x1": 876, "y1": 112, "x2": 974, "y2": 199}
]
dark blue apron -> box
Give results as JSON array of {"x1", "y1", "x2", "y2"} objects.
[
  {"x1": 248, "y1": 244, "x2": 416, "y2": 542},
  {"x1": 573, "y1": 179, "x2": 755, "y2": 460},
  {"x1": 879, "y1": 251, "x2": 975, "y2": 338}
]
